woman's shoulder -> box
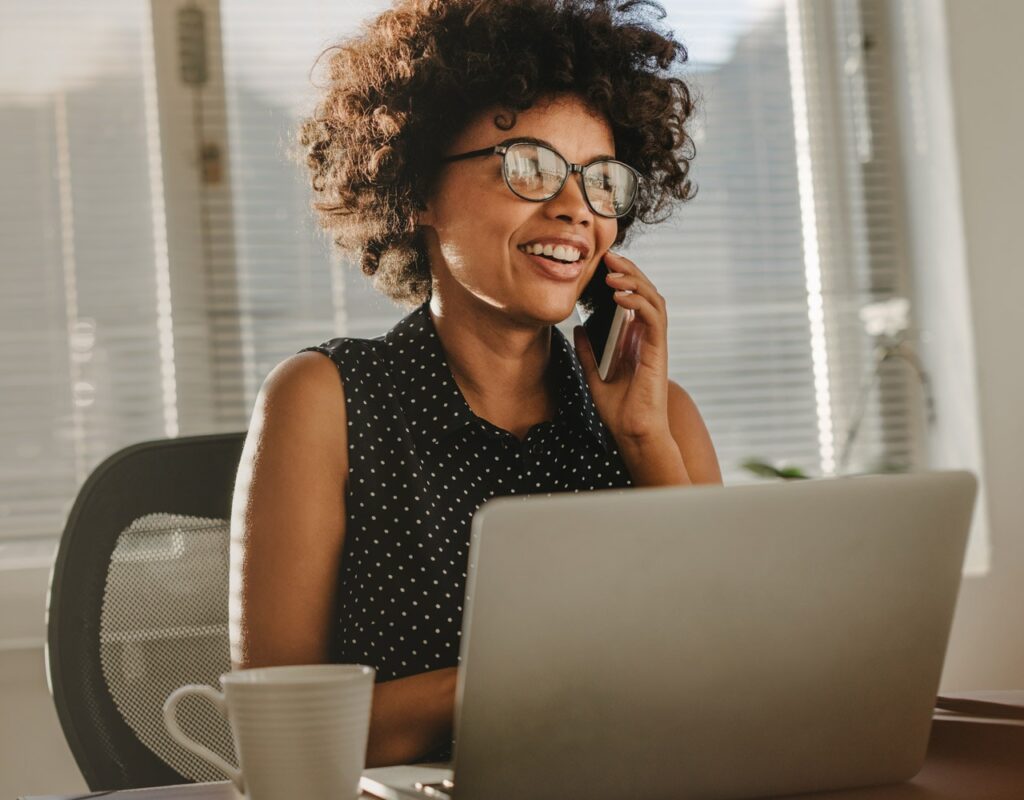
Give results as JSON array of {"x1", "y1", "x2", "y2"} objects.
[
  {"x1": 244, "y1": 349, "x2": 350, "y2": 501},
  {"x1": 297, "y1": 334, "x2": 387, "y2": 375},
  {"x1": 258, "y1": 351, "x2": 348, "y2": 436},
  {"x1": 261, "y1": 332, "x2": 390, "y2": 422}
]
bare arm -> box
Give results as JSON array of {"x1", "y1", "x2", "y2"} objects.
[
  {"x1": 666, "y1": 379, "x2": 723, "y2": 485},
  {"x1": 229, "y1": 351, "x2": 456, "y2": 766},
  {"x1": 367, "y1": 667, "x2": 458, "y2": 766},
  {"x1": 229, "y1": 352, "x2": 348, "y2": 667}
]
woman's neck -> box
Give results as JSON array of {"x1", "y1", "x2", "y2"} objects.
[{"x1": 427, "y1": 292, "x2": 555, "y2": 425}]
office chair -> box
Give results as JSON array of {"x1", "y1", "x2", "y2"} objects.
[{"x1": 46, "y1": 432, "x2": 247, "y2": 790}]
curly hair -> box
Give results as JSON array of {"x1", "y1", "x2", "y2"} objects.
[{"x1": 294, "y1": 0, "x2": 697, "y2": 308}]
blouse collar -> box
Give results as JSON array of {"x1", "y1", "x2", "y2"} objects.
[{"x1": 383, "y1": 301, "x2": 610, "y2": 454}]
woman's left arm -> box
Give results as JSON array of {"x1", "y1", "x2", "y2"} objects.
[
  {"x1": 665, "y1": 379, "x2": 722, "y2": 485},
  {"x1": 573, "y1": 250, "x2": 722, "y2": 488},
  {"x1": 611, "y1": 380, "x2": 721, "y2": 487}
]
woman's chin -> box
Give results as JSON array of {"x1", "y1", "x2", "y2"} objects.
[
  {"x1": 515, "y1": 280, "x2": 581, "y2": 314},
  {"x1": 518, "y1": 292, "x2": 580, "y2": 325}
]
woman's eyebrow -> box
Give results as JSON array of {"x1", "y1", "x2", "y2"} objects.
[{"x1": 500, "y1": 135, "x2": 616, "y2": 163}]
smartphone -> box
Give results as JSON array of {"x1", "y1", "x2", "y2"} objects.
[{"x1": 575, "y1": 258, "x2": 634, "y2": 381}]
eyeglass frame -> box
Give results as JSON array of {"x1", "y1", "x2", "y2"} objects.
[{"x1": 438, "y1": 137, "x2": 641, "y2": 219}]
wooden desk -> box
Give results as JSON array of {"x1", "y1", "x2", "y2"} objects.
[{"x1": 21, "y1": 693, "x2": 1024, "y2": 800}]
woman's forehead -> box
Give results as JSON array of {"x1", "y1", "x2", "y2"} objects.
[{"x1": 452, "y1": 95, "x2": 615, "y2": 160}]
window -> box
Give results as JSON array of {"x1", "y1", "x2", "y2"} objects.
[{"x1": 0, "y1": 0, "x2": 941, "y2": 546}]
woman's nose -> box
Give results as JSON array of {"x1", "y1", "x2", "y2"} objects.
[{"x1": 545, "y1": 172, "x2": 592, "y2": 226}]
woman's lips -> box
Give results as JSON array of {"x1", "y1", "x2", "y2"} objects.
[{"x1": 520, "y1": 249, "x2": 584, "y2": 282}]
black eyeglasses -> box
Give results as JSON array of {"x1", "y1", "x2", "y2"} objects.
[{"x1": 439, "y1": 138, "x2": 640, "y2": 219}]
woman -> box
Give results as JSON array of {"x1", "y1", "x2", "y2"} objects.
[{"x1": 229, "y1": 0, "x2": 722, "y2": 768}]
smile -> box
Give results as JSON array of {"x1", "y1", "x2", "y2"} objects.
[
  {"x1": 517, "y1": 246, "x2": 584, "y2": 282},
  {"x1": 517, "y1": 242, "x2": 582, "y2": 264}
]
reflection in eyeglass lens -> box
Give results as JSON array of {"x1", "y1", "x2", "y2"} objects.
[
  {"x1": 506, "y1": 144, "x2": 562, "y2": 196},
  {"x1": 503, "y1": 142, "x2": 636, "y2": 216},
  {"x1": 585, "y1": 161, "x2": 635, "y2": 216},
  {"x1": 583, "y1": 167, "x2": 614, "y2": 214}
]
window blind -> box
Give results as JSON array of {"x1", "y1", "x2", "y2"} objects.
[
  {"x1": 0, "y1": 0, "x2": 926, "y2": 543},
  {"x1": 1, "y1": 2, "x2": 168, "y2": 539}
]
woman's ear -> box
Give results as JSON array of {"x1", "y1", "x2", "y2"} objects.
[{"x1": 415, "y1": 195, "x2": 436, "y2": 229}]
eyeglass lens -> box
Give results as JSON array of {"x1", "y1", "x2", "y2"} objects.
[{"x1": 503, "y1": 142, "x2": 636, "y2": 217}]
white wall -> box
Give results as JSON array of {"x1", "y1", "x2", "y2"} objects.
[
  {"x1": 933, "y1": 0, "x2": 1024, "y2": 690},
  {"x1": 0, "y1": 649, "x2": 85, "y2": 798},
  {"x1": 0, "y1": 562, "x2": 86, "y2": 799}
]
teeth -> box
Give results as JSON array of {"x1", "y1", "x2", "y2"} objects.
[{"x1": 520, "y1": 243, "x2": 581, "y2": 263}]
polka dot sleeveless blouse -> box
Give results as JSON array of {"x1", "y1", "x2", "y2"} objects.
[{"x1": 298, "y1": 300, "x2": 633, "y2": 759}]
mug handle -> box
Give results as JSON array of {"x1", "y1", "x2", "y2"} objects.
[{"x1": 162, "y1": 684, "x2": 244, "y2": 794}]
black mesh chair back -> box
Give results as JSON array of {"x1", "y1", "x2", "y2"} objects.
[{"x1": 46, "y1": 432, "x2": 247, "y2": 791}]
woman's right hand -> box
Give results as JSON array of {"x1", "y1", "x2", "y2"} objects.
[{"x1": 366, "y1": 666, "x2": 459, "y2": 767}]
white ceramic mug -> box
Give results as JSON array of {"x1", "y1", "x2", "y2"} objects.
[{"x1": 163, "y1": 664, "x2": 375, "y2": 800}]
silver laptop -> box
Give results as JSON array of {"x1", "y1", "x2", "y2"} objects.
[{"x1": 364, "y1": 470, "x2": 977, "y2": 800}]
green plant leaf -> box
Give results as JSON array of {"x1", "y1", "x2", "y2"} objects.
[{"x1": 741, "y1": 458, "x2": 810, "y2": 480}]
